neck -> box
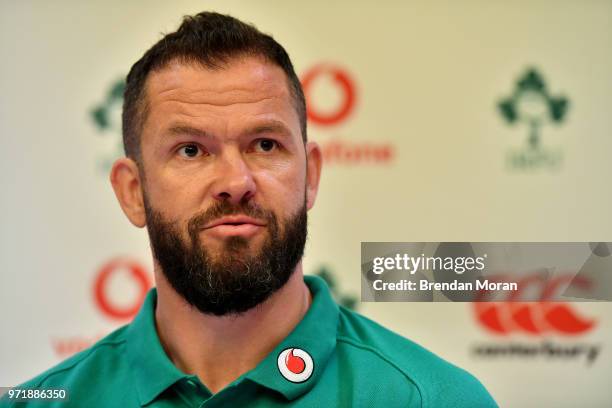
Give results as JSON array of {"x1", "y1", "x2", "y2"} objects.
[{"x1": 153, "y1": 262, "x2": 312, "y2": 394}]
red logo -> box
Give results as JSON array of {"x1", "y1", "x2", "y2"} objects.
[
  {"x1": 301, "y1": 64, "x2": 356, "y2": 126},
  {"x1": 474, "y1": 274, "x2": 596, "y2": 336},
  {"x1": 93, "y1": 258, "x2": 152, "y2": 321},
  {"x1": 277, "y1": 347, "x2": 314, "y2": 382},
  {"x1": 300, "y1": 63, "x2": 395, "y2": 165}
]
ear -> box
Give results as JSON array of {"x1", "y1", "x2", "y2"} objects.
[
  {"x1": 305, "y1": 141, "x2": 323, "y2": 211},
  {"x1": 110, "y1": 157, "x2": 146, "y2": 228}
]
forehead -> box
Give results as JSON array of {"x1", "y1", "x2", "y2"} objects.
[{"x1": 143, "y1": 56, "x2": 295, "y2": 129}]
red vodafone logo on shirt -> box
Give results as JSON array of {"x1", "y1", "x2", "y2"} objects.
[{"x1": 277, "y1": 348, "x2": 314, "y2": 383}]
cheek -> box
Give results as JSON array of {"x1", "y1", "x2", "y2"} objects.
[
  {"x1": 255, "y1": 165, "x2": 306, "y2": 211},
  {"x1": 143, "y1": 172, "x2": 204, "y2": 226}
]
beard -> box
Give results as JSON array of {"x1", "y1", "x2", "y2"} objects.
[{"x1": 143, "y1": 192, "x2": 308, "y2": 316}]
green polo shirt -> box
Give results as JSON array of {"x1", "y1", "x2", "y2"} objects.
[{"x1": 2, "y1": 275, "x2": 496, "y2": 407}]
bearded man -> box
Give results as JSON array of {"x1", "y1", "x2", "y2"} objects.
[{"x1": 2, "y1": 11, "x2": 497, "y2": 408}]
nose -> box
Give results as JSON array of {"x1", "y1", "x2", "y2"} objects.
[{"x1": 211, "y1": 150, "x2": 256, "y2": 205}]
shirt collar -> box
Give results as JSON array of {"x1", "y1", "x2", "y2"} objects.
[
  {"x1": 126, "y1": 274, "x2": 339, "y2": 405},
  {"x1": 126, "y1": 288, "x2": 187, "y2": 406},
  {"x1": 244, "y1": 275, "x2": 339, "y2": 400}
]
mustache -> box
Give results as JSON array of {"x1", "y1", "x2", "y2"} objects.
[{"x1": 187, "y1": 199, "x2": 275, "y2": 236}]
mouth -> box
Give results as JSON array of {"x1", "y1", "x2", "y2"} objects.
[{"x1": 202, "y1": 216, "x2": 267, "y2": 238}]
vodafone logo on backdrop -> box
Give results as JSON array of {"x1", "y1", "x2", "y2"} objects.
[
  {"x1": 277, "y1": 348, "x2": 314, "y2": 383},
  {"x1": 52, "y1": 258, "x2": 152, "y2": 358},
  {"x1": 474, "y1": 274, "x2": 596, "y2": 336},
  {"x1": 300, "y1": 63, "x2": 395, "y2": 165},
  {"x1": 302, "y1": 64, "x2": 356, "y2": 126},
  {"x1": 93, "y1": 258, "x2": 152, "y2": 321}
]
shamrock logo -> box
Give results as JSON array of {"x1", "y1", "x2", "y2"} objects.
[
  {"x1": 313, "y1": 266, "x2": 358, "y2": 310},
  {"x1": 90, "y1": 78, "x2": 126, "y2": 172},
  {"x1": 91, "y1": 79, "x2": 125, "y2": 131},
  {"x1": 498, "y1": 68, "x2": 569, "y2": 149}
]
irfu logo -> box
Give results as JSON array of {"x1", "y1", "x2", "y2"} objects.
[
  {"x1": 498, "y1": 68, "x2": 570, "y2": 170},
  {"x1": 90, "y1": 78, "x2": 125, "y2": 173}
]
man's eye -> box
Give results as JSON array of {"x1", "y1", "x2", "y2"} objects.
[
  {"x1": 253, "y1": 139, "x2": 278, "y2": 153},
  {"x1": 177, "y1": 144, "x2": 203, "y2": 158}
]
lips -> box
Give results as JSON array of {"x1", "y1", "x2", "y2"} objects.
[
  {"x1": 203, "y1": 215, "x2": 266, "y2": 230},
  {"x1": 201, "y1": 215, "x2": 266, "y2": 239}
]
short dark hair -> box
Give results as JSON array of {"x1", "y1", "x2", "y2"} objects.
[{"x1": 122, "y1": 11, "x2": 307, "y2": 163}]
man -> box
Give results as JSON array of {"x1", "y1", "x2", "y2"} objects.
[{"x1": 3, "y1": 12, "x2": 497, "y2": 407}]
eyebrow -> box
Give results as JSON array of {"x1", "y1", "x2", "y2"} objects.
[
  {"x1": 165, "y1": 120, "x2": 293, "y2": 140},
  {"x1": 166, "y1": 125, "x2": 211, "y2": 139},
  {"x1": 241, "y1": 120, "x2": 292, "y2": 139}
]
